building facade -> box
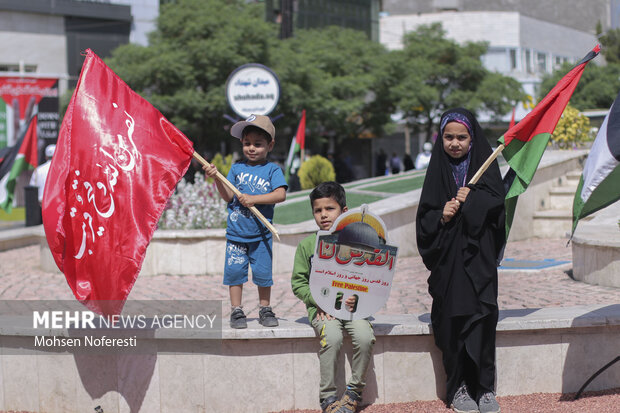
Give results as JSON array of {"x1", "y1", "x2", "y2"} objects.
[
  {"x1": 379, "y1": 2, "x2": 606, "y2": 121},
  {"x1": 382, "y1": 0, "x2": 620, "y2": 33},
  {"x1": 266, "y1": 0, "x2": 381, "y2": 41},
  {"x1": 0, "y1": 0, "x2": 158, "y2": 95}
]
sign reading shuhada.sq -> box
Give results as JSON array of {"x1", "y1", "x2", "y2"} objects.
[{"x1": 225, "y1": 64, "x2": 280, "y2": 119}]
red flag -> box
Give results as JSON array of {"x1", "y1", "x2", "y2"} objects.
[
  {"x1": 498, "y1": 45, "x2": 599, "y2": 239},
  {"x1": 42, "y1": 49, "x2": 194, "y2": 315},
  {"x1": 19, "y1": 115, "x2": 39, "y2": 168},
  {"x1": 502, "y1": 44, "x2": 600, "y2": 146},
  {"x1": 509, "y1": 106, "x2": 516, "y2": 129},
  {"x1": 295, "y1": 109, "x2": 306, "y2": 149}
]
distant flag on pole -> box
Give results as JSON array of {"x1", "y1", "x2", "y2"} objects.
[
  {"x1": 285, "y1": 109, "x2": 306, "y2": 181},
  {"x1": 499, "y1": 45, "x2": 599, "y2": 238},
  {"x1": 42, "y1": 49, "x2": 194, "y2": 315},
  {"x1": 509, "y1": 106, "x2": 516, "y2": 129},
  {"x1": 0, "y1": 114, "x2": 38, "y2": 212},
  {"x1": 571, "y1": 89, "x2": 620, "y2": 235}
]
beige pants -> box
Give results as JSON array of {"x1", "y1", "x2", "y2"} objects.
[{"x1": 311, "y1": 318, "x2": 376, "y2": 401}]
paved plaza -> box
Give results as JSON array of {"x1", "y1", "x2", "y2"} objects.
[
  {"x1": 1, "y1": 236, "x2": 619, "y2": 320},
  {"x1": 0, "y1": 234, "x2": 619, "y2": 412}
]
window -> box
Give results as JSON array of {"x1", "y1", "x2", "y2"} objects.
[
  {"x1": 0, "y1": 64, "x2": 37, "y2": 73},
  {"x1": 554, "y1": 56, "x2": 568, "y2": 69},
  {"x1": 536, "y1": 52, "x2": 547, "y2": 73},
  {"x1": 525, "y1": 50, "x2": 532, "y2": 73},
  {"x1": 510, "y1": 49, "x2": 517, "y2": 70}
]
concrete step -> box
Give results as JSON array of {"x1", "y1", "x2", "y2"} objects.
[
  {"x1": 533, "y1": 209, "x2": 572, "y2": 219},
  {"x1": 547, "y1": 186, "x2": 578, "y2": 210},
  {"x1": 532, "y1": 209, "x2": 595, "y2": 238},
  {"x1": 533, "y1": 209, "x2": 573, "y2": 238},
  {"x1": 549, "y1": 171, "x2": 581, "y2": 188},
  {"x1": 565, "y1": 170, "x2": 583, "y2": 182}
]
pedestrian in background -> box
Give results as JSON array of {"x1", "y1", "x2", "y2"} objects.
[
  {"x1": 415, "y1": 141, "x2": 433, "y2": 169},
  {"x1": 29, "y1": 144, "x2": 55, "y2": 204},
  {"x1": 389, "y1": 152, "x2": 401, "y2": 174}
]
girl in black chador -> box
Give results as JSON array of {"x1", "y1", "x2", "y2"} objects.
[{"x1": 416, "y1": 108, "x2": 505, "y2": 413}]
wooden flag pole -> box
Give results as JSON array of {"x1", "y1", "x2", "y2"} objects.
[
  {"x1": 468, "y1": 144, "x2": 505, "y2": 185},
  {"x1": 192, "y1": 152, "x2": 280, "y2": 241}
]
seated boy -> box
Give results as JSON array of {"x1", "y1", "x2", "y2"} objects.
[{"x1": 291, "y1": 181, "x2": 376, "y2": 413}]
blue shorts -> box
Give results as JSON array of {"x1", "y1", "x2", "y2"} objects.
[{"x1": 223, "y1": 238, "x2": 273, "y2": 287}]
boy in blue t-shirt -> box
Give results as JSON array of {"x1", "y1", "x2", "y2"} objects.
[{"x1": 203, "y1": 115, "x2": 287, "y2": 329}]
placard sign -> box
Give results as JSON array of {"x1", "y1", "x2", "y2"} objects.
[
  {"x1": 0, "y1": 77, "x2": 59, "y2": 149},
  {"x1": 309, "y1": 205, "x2": 398, "y2": 320},
  {"x1": 225, "y1": 64, "x2": 280, "y2": 119}
]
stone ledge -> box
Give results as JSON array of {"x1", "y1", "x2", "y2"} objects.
[
  {"x1": 0, "y1": 225, "x2": 41, "y2": 252},
  {"x1": 220, "y1": 304, "x2": 620, "y2": 339},
  {"x1": 0, "y1": 304, "x2": 618, "y2": 412},
  {"x1": 572, "y1": 201, "x2": 620, "y2": 288}
]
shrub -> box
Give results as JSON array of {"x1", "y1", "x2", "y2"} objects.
[
  {"x1": 298, "y1": 155, "x2": 336, "y2": 190},
  {"x1": 209, "y1": 153, "x2": 233, "y2": 181},
  {"x1": 551, "y1": 105, "x2": 595, "y2": 149},
  {"x1": 158, "y1": 172, "x2": 228, "y2": 229}
]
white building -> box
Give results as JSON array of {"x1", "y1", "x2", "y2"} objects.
[
  {"x1": 380, "y1": 11, "x2": 601, "y2": 120},
  {"x1": 0, "y1": 0, "x2": 159, "y2": 95}
]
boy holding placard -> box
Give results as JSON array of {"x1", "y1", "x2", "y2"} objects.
[{"x1": 291, "y1": 181, "x2": 375, "y2": 413}]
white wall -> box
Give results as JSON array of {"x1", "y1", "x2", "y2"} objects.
[{"x1": 0, "y1": 12, "x2": 67, "y2": 76}]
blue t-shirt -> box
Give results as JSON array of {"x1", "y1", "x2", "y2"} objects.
[{"x1": 225, "y1": 160, "x2": 287, "y2": 242}]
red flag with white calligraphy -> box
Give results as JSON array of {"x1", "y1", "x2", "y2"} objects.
[{"x1": 42, "y1": 49, "x2": 194, "y2": 315}]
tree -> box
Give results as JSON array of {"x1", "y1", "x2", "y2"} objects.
[
  {"x1": 105, "y1": 0, "x2": 277, "y2": 154},
  {"x1": 105, "y1": 6, "x2": 524, "y2": 155},
  {"x1": 388, "y1": 23, "x2": 525, "y2": 140},
  {"x1": 597, "y1": 24, "x2": 620, "y2": 64},
  {"x1": 539, "y1": 61, "x2": 620, "y2": 110},
  {"x1": 269, "y1": 27, "x2": 393, "y2": 147}
]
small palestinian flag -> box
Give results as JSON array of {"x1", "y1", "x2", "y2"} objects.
[
  {"x1": 285, "y1": 109, "x2": 306, "y2": 181},
  {"x1": 571, "y1": 89, "x2": 620, "y2": 235},
  {"x1": 0, "y1": 114, "x2": 38, "y2": 212}
]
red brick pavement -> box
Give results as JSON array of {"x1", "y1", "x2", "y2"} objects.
[{"x1": 0, "y1": 237, "x2": 618, "y2": 318}]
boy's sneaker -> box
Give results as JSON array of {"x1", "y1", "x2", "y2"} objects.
[
  {"x1": 258, "y1": 306, "x2": 279, "y2": 327},
  {"x1": 230, "y1": 307, "x2": 247, "y2": 329},
  {"x1": 334, "y1": 389, "x2": 361, "y2": 413},
  {"x1": 478, "y1": 391, "x2": 501, "y2": 413},
  {"x1": 320, "y1": 395, "x2": 339, "y2": 413},
  {"x1": 450, "y1": 382, "x2": 478, "y2": 413}
]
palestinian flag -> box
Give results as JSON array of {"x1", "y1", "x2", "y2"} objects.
[
  {"x1": 571, "y1": 89, "x2": 620, "y2": 235},
  {"x1": 499, "y1": 45, "x2": 599, "y2": 238},
  {"x1": 0, "y1": 114, "x2": 38, "y2": 212},
  {"x1": 285, "y1": 109, "x2": 306, "y2": 181}
]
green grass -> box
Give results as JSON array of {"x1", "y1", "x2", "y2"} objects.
[
  {"x1": 360, "y1": 174, "x2": 426, "y2": 193},
  {"x1": 0, "y1": 207, "x2": 25, "y2": 221},
  {"x1": 274, "y1": 192, "x2": 385, "y2": 225}
]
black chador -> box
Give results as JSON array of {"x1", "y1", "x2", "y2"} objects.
[{"x1": 416, "y1": 108, "x2": 506, "y2": 404}]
